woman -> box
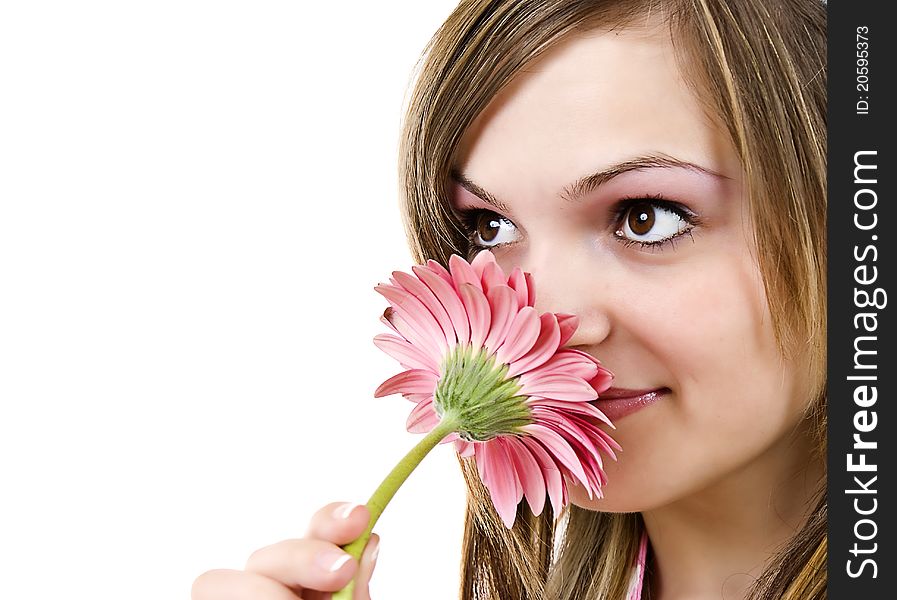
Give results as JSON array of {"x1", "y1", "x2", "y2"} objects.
[{"x1": 192, "y1": 0, "x2": 827, "y2": 598}]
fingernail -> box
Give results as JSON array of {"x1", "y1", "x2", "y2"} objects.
[
  {"x1": 316, "y1": 549, "x2": 352, "y2": 573},
  {"x1": 370, "y1": 539, "x2": 380, "y2": 564},
  {"x1": 333, "y1": 502, "x2": 362, "y2": 520}
]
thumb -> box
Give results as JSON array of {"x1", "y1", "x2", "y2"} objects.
[{"x1": 352, "y1": 533, "x2": 380, "y2": 600}]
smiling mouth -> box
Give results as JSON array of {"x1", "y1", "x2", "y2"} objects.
[{"x1": 590, "y1": 386, "x2": 669, "y2": 422}]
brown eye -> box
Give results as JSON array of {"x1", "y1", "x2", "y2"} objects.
[
  {"x1": 627, "y1": 202, "x2": 655, "y2": 236},
  {"x1": 463, "y1": 210, "x2": 520, "y2": 248},
  {"x1": 476, "y1": 212, "x2": 502, "y2": 242},
  {"x1": 617, "y1": 200, "x2": 691, "y2": 245}
]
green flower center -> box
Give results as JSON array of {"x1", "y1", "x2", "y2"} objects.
[{"x1": 434, "y1": 344, "x2": 532, "y2": 442}]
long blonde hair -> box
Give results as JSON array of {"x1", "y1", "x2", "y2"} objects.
[{"x1": 396, "y1": 1, "x2": 827, "y2": 598}]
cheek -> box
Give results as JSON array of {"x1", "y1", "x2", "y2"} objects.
[
  {"x1": 574, "y1": 255, "x2": 805, "y2": 511},
  {"x1": 660, "y1": 258, "x2": 774, "y2": 391},
  {"x1": 617, "y1": 252, "x2": 776, "y2": 393}
]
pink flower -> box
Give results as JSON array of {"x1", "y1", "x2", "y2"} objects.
[{"x1": 373, "y1": 251, "x2": 620, "y2": 527}]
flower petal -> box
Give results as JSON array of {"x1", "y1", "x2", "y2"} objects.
[
  {"x1": 533, "y1": 409, "x2": 605, "y2": 470},
  {"x1": 566, "y1": 414, "x2": 620, "y2": 461},
  {"x1": 519, "y1": 373, "x2": 599, "y2": 402},
  {"x1": 406, "y1": 397, "x2": 440, "y2": 433},
  {"x1": 590, "y1": 366, "x2": 614, "y2": 394},
  {"x1": 393, "y1": 270, "x2": 456, "y2": 349},
  {"x1": 526, "y1": 398, "x2": 600, "y2": 414},
  {"x1": 520, "y1": 436, "x2": 564, "y2": 515},
  {"x1": 403, "y1": 392, "x2": 434, "y2": 404},
  {"x1": 424, "y1": 259, "x2": 454, "y2": 287},
  {"x1": 506, "y1": 313, "x2": 561, "y2": 377},
  {"x1": 479, "y1": 258, "x2": 506, "y2": 295},
  {"x1": 520, "y1": 423, "x2": 590, "y2": 490},
  {"x1": 469, "y1": 250, "x2": 497, "y2": 280},
  {"x1": 504, "y1": 437, "x2": 546, "y2": 516},
  {"x1": 373, "y1": 334, "x2": 439, "y2": 372},
  {"x1": 524, "y1": 272, "x2": 536, "y2": 307},
  {"x1": 449, "y1": 253, "x2": 483, "y2": 293},
  {"x1": 534, "y1": 412, "x2": 610, "y2": 493},
  {"x1": 413, "y1": 265, "x2": 470, "y2": 345},
  {"x1": 388, "y1": 310, "x2": 445, "y2": 364},
  {"x1": 374, "y1": 369, "x2": 438, "y2": 397},
  {"x1": 555, "y1": 313, "x2": 579, "y2": 347},
  {"x1": 495, "y1": 306, "x2": 540, "y2": 365},
  {"x1": 531, "y1": 348, "x2": 600, "y2": 380},
  {"x1": 483, "y1": 285, "x2": 517, "y2": 352},
  {"x1": 477, "y1": 441, "x2": 522, "y2": 528},
  {"x1": 455, "y1": 439, "x2": 475, "y2": 458},
  {"x1": 507, "y1": 267, "x2": 529, "y2": 309},
  {"x1": 459, "y1": 283, "x2": 491, "y2": 349},
  {"x1": 375, "y1": 284, "x2": 445, "y2": 355}
]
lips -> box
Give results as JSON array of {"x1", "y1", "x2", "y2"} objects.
[{"x1": 590, "y1": 386, "x2": 668, "y2": 422}]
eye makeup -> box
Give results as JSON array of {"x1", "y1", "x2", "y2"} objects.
[
  {"x1": 449, "y1": 161, "x2": 735, "y2": 254},
  {"x1": 609, "y1": 194, "x2": 703, "y2": 252}
]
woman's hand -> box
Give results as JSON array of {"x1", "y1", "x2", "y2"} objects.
[{"x1": 192, "y1": 502, "x2": 379, "y2": 600}]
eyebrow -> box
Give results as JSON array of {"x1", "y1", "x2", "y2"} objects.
[{"x1": 450, "y1": 153, "x2": 730, "y2": 211}]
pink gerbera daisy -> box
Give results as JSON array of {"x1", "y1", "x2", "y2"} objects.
[{"x1": 373, "y1": 251, "x2": 620, "y2": 527}]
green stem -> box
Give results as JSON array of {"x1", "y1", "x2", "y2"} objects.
[{"x1": 332, "y1": 418, "x2": 458, "y2": 600}]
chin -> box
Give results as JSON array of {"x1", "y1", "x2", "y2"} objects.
[
  {"x1": 567, "y1": 476, "x2": 656, "y2": 513},
  {"x1": 567, "y1": 464, "x2": 690, "y2": 513}
]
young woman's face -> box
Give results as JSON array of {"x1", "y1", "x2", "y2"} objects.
[{"x1": 451, "y1": 26, "x2": 812, "y2": 511}]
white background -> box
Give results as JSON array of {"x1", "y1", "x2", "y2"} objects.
[{"x1": 0, "y1": 2, "x2": 467, "y2": 599}]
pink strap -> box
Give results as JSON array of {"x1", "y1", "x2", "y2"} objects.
[{"x1": 625, "y1": 529, "x2": 648, "y2": 600}]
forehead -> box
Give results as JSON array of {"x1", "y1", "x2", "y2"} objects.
[{"x1": 454, "y1": 25, "x2": 740, "y2": 190}]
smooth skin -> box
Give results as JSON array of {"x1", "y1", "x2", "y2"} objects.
[{"x1": 192, "y1": 503, "x2": 379, "y2": 600}]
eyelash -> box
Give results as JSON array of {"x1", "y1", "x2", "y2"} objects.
[
  {"x1": 456, "y1": 194, "x2": 700, "y2": 252},
  {"x1": 611, "y1": 193, "x2": 700, "y2": 252},
  {"x1": 456, "y1": 210, "x2": 509, "y2": 250}
]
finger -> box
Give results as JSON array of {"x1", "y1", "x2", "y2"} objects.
[
  {"x1": 352, "y1": 533, "x2": 380, "y2": 600},
  {"x1": 192, "y1": 569, "x2": 302, "y2": 600},
  {"x1": 245, "y1": 538, "x2": 357, "y2": 592},
  {"x1": 305, "y1": 502, "x2": 371, "y2": 545}
]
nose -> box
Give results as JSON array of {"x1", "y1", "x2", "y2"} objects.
[{"x1": 524, "y1": 246, "x2": 612, "y2": 348}]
